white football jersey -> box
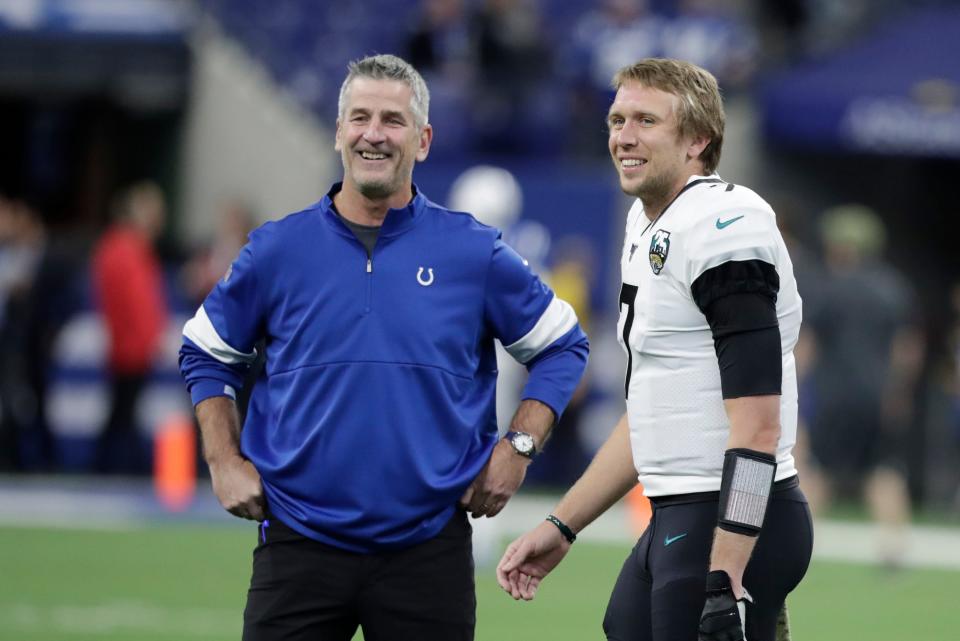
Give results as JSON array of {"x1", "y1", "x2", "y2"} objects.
[{"x1": 618, "y1": 175, "x2": 802, "y2": 496}]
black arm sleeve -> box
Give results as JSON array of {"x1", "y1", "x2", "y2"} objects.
[{"x1": 691, "y1": 260, "x2": 782, "y2": 399}]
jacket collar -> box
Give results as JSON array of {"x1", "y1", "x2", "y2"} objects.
[{"x1": 319, "y1": 182, "x2": 426, "y2": 237}]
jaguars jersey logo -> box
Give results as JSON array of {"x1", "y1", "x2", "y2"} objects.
[{"x1": 649, "y1": 230, "x2": 671, "y2": 275}]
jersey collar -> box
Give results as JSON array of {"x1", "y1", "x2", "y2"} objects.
[
  {"x1": 686, "y1": 173, "x2": 722, "y2": 185},
  {"x1": 639, "y1": 174, "x2": 727, "y2": 235}
]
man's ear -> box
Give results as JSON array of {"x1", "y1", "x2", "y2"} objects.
[
  {"x1": 416, "y1": 124, "x2": 433, "y2": 162},
  {"x1": 334, "y1": 119, "x2": 343, "y2": 152},
  {"x1": 687, "y1": 135, "x2": 710, "y2": 164}
]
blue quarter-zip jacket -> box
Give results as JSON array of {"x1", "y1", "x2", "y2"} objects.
[{"x1": 179, "y1": 185, "x2": 588, "y2": 552}]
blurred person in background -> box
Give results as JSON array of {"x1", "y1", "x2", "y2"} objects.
[
  {"x1": 470, "y1": 0, "x2": 554, "y2": 152},
  {"x1": 535, "y1": 235, "x2": 596, "y2": 486},
  {"x1": 566, "y1": 0, "x2": 665, "y2": 155},
  {"x1": 565, "y1": 0, "x2": 758, "y2": 158},
  {"x1": 661, "y1": 0, "x2": 757, "y2": 88},
  {"x1": 770, "y1": 195, "x2": 824, "y2": 512},
  {"x1": 570, "y1": 0, "x2": 665, "y2": 91},
  {"x1": 91, "y1": 181, "x2": 169, "y2": 475},
  {"x1": 406, "y1": 0, "x2": 471, "y2": 77},
  {"x1": 0, "y1": 197, "x2": 43, "y2": 345},
  {"x1": 497, "y1": 58, "x2": 812, "y2": 641},
  {"x1": 179, "y1": 54, "x2": 588, "y2": 641},
  {"x1": 804, "y1": 204, "x2": 923, "y2": 568},
  {"x1": 753, "y1": 0, "x2": 810, "y2": 66},
  {"x1": 181, "y1": 198, "x2": 257, "y2": 305},
  {"x1": 0, "y1": 196, "x2": 82, "y2": 471},
  {"x1": 0, "y1": 196, "x2": 45, "y2": 469}
]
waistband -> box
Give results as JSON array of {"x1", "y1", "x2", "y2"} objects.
[{"x1": 650, "y1": 474, "x2": 800, "y2": 509}]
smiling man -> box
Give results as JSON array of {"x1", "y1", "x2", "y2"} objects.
[
  {"x1": 179, "y1": 54, "x2": 588, "y2": 641},
  {"x1": 497, "y1": 59, "x2": 813, "y2": 641}
]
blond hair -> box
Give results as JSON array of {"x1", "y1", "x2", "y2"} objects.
[{"x1": 612, "y1": 58, "x2": 725, "y2": 174}]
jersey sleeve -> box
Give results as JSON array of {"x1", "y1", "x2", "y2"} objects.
[
  {"x1": 684, "y1": 205, "x2": 780, "y2": 287},
  {"x1": 686, "y1": 206, "x2": 784, "y2": 399},
  {"x1": 179, "y1": 241, "x2": 264, "y2": 406},
  {"x1": 483, "y1": 238, "x2": 589, "y2": 419}
]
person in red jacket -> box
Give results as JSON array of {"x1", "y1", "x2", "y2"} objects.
[{"x1": 91, "y1": 181, "x2": 169, "y2": 474}]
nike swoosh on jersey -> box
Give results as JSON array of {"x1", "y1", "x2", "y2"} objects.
[
  {"x1": 664, "y1": 533, "x2": 688, "y2": 546},
  {"x1": 715, "y1": 215, "x2": 745, "y2": 229}
]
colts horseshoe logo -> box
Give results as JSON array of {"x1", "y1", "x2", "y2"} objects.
[{"x1": 417, "y1": 267, "x2": 434, "y2": 286}]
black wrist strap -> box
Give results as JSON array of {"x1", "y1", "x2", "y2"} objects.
[{"x1": 546, "y1": 514, "x2": 576, "y2": 543}]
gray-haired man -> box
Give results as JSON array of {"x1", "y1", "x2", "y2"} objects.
[{"x1": 179, "y1": 54, "x2": 589, "y2": 640}]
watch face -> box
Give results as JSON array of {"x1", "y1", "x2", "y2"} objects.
[{"x1": 513, "y1": 432, "x2": 535, "y2": 454}]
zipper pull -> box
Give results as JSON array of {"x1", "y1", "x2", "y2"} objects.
[{"x1": 366, "y1": 259, "x2": 372, "y2": 273}]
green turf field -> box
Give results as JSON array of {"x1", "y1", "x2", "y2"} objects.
[{"x1": 1, "y1": 523, "x2": 956, "y2": 640}]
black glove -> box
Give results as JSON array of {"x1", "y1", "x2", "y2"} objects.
[{"x1": 698, "y1": 570, "x2": 750, "y2": 641}]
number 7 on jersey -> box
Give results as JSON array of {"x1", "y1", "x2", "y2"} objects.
[{"x1": 619, "y1": 283, "x2": 638, "y2": 399}]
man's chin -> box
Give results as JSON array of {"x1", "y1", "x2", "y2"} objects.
[
  {"x1": 619, "y1": 176, "x2": 645, "y2": 198},
  {"x1": 356, "y1": 180, "x2": 396, "y2": 200},
  {"x1": 620, "y1": 175, "x2": 671, "y2": 203}
]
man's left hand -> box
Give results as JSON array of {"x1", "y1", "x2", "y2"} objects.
[
  {"x1": 459, "y1": 439, "x2": 530, "y2": 518},
  {"x1": 699, "y1": 570, "x2": 750, "y2": 641}
]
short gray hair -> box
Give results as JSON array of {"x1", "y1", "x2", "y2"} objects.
[{"x1": 337, "y1": 54, "x2": 430, "y2": 128}]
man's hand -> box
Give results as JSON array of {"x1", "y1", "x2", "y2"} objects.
[
  {"x1": 496, "y1": 520, "x2": 572, "y2": 600},
  {"x1": 208, "y1": 454, "x2": 266, "y2": 521},
  {"x1": 459, "y1": 439, "x2": 529, "y2": 518},
  {"x1": 699, "y1": 570, "x2": 750, "y2": 641},
  {"x1": 195, "y1": 397, "x2": 264, "y2": 520}
]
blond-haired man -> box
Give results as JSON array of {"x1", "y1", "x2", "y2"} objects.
[{"x1": 497, "y1": 58, "x2": 812, "y2": 641}]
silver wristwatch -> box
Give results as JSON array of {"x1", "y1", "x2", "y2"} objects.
[{"x1": 504, "y1": 431, "x2": 537, "y2": 459}]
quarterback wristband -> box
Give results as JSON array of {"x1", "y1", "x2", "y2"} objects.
[
  {"x1": 717, "y1": 448, "x2": 777, "y2": 536},
  {"x1": 546, "y1": 514, "x2": 576, "y2": 543}
]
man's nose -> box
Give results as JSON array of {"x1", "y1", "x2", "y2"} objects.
[
  {"x1": 617, "y1": 121, "x2": 639, "y2": 147},
  {"x1": 362, "y1": 121, "x2": 387, "y2": 143}
]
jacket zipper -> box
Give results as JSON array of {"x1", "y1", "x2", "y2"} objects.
[{"x1": 365, "y1": 257, "x2": 373, "y2": 313}]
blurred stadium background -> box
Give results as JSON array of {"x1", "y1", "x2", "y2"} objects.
[{"x1": 1, "y1": 0, "x2": 959, "y2": 639}]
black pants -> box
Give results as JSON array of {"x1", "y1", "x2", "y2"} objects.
[
  {"x1": 243, "y1": 510, "x2": 476, "y2": 641},
  {"x1": 603, "y1": 478, "x2": 813, "y2": 641},
  {"x1": 96, "y1": 372, "x2": 148, "y2": 474}
]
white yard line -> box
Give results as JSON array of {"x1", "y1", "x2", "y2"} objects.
[{"x1": 1, "y1": 601, "x2": 238, "y2": 637}]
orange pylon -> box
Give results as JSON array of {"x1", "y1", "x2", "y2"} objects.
[
  {"x1": 626, "y1": 483, "x2": 652, "y2": 536},
  {"x1": 154, "y1": 413, "x2": 197, "y2": 512}
]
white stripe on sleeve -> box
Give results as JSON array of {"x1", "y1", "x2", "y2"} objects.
[
  {"x1": 182, "y1": 305, "x2": 257, "y2": 365},
  {"x1": 504, "y1": 296, "x2": 578, "y2": 364}
]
